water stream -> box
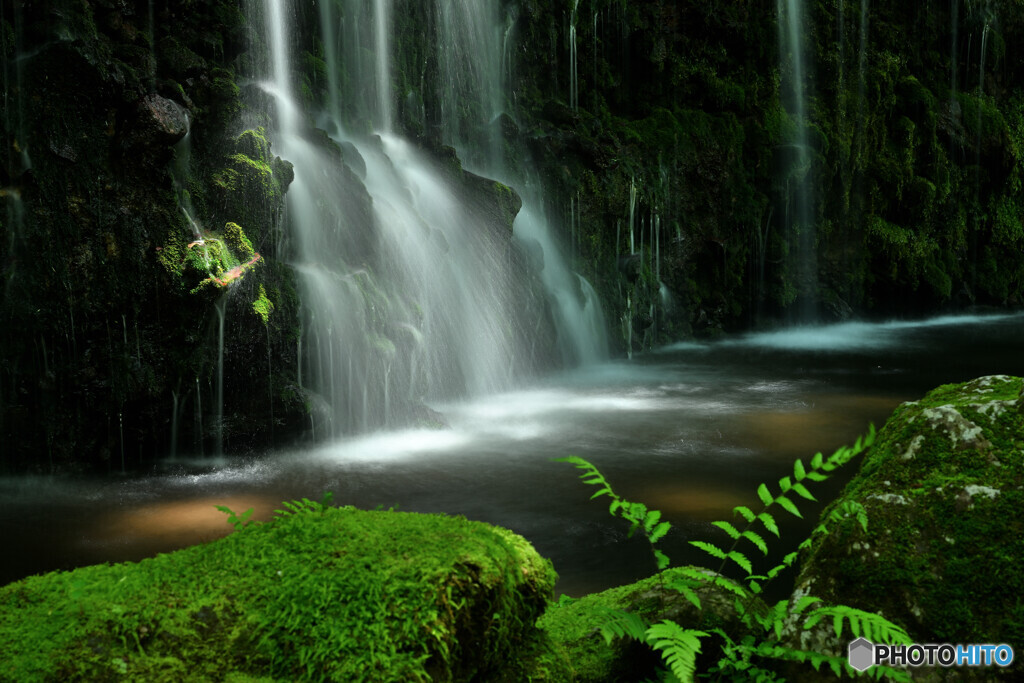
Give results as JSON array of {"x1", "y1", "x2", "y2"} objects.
[
  {"x1": 777, "y1": 0, "x2": 816, "y2": 318},
  {"x1": 3, "y1": 313, "x2": 1022, "y2": 596}
]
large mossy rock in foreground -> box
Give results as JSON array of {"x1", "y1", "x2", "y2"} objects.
[
  {"x1": 793, "y1": 375, "x2": 1024, "y2": 680},
  {"x1": 0, "y1": 507, "x2": 555, "y2": 682}
]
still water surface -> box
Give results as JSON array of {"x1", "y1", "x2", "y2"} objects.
[{"x1": 3, "y1": 313, "x2": 1023, "y2": 595}]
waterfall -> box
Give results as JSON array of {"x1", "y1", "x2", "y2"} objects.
[
  {"x1": 214, "y1": 297, "x2": 227, "y2": 457},
  {"x1": 428, "y1": 0, "x2": 607, "y2": 365},
  {"x1": 569, "y1": 0, "x2": 580, "y2": 112},
  {"x1": 777, "y1": 0, "x2": 816, "y2": 319},
  {"x1": 249, "y1": 0, "x2": 604, "y2": 441},
  {"x1": 950, "y1": 0, "x2": 960, "y2": 101}
]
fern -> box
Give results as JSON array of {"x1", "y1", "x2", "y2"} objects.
[
  {"x1": 803, "y1": 604, "x2": 911, "y2": 644},
  {"x1": 560, "y1": 426, "x2": 917, "y2": 681},
  {"x1": 596, "y1": 606, "x2": 649, "y2": 645},
  {"x1": 645, "y1": 620, "x2": 707, "y2": 682},
  {"x1": 273, "y1": 491, "x2": 335, "y2": 517},
  {"x1": 695, "y1": 425, "x2": 876, "y2": 586},
  {"x1": 556, "y1": 456, "x2": 672, "y2": 569},
  {"x1": 215, "y1": 505, "x2": 254, "y2": 530}
]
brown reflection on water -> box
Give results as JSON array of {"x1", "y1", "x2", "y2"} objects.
[
  {"x1": 83, "y1": 495, "x2": 280, "y2": 554},
  {"x1": 733, "y1": 392, "x2": 908, "y2": 460},
  {"x1": 634, "y1": 485, "x2": 750, "y2": 521}
]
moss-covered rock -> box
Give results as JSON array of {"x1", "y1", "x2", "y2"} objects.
[
  {"x1": 0, "y1": 506, "x2": 556, "y2": 682},
  {"x1": 538, "y1": 567, "x2": 765, "y2": 682},
  {"x1": 793, "y1": 375, "x2": 1024, "y2": 680}
]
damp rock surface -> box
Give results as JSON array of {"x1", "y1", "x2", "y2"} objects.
[{"x1": 793, "y1": 375, "x2": 1024, "y2": 681}]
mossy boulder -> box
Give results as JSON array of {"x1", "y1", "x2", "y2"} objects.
[
  {"x1": 793, "y1": 375, "x2": 1024, "y2": 680},
  {"x1": 538, "y1": 567, "x2": 766, "y2": 682},
  {"x1": 0, "y1": 506, "x2": 556, "y2": 682}
]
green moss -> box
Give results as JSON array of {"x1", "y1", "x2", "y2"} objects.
[
  {"x1": 0, "y1": 507, "x2": 556, "y2": 682},
  {"x1": 252, "y1": 284, "x2": 275, "y2": 325},
  {"x1": 798, "y1": 376, "x2": 1024, "y2": 656},
  {"x1": 224, "y1": 222, "x2": 255, "y2": 258},
  {"x1": 235, "y1": 127, "x2": 272, "y2": 163}
]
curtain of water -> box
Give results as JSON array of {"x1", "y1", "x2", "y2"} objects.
[
  {"x1": 251, "y1": 0, "x2": 602, "y2": 439},
  {"x1": 777, "y1": 0, "x2": 817, "y2": 319}
]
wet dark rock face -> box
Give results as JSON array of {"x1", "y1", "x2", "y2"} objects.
[
  {"x1": 0, "y1": 0, "x2": 303, "y2": 472},
  {"x1": 5, "y1": 0, "x2": 1024, "y2": 471}
]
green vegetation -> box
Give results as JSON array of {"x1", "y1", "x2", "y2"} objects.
[
  {"x1": 554, "y1": 428, "x2": 913, "y2": 681},
  {"x1": 252, "y1": 284, "x2": 275, "y2": 325},
  {"x1": 0, "y1": 499, "x2": 555, "y2": 682},
  {"x1": 796, "y1": 376, "x2": 1024, "y2": 660}
]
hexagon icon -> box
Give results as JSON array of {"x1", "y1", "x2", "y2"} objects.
[{"x1": 848, "y1": 638, "x2": 874, "y2": 672}]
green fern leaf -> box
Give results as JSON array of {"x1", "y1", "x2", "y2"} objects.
[
  {"x1": 597, "y1": 607, "x2": 648, "y2": 645},
  {"x1": 690, "y1": 540, "x2": 728, "y2": 562},
  {"x1": 778, "y1": 476, "x2": 792, "y2": 493},
  {"x1": 757, "y1": 512, "x2": 780, "y2": 537},
  {"x1": 734, "y1": 505, "x2": 756, "y2": 523},
  {"x1": 669, "y1": 582, "x2": 702, "y2": 610},
  {"x1": 677, "y1": 568, "x2": 749, "y2": 600},
  {"x1": 857, "y1": 508, "x2": 869, "y2": 532},
  {"x1": 654, "y1": 549, "x2": 670, "y2": 571},
  {"x1": 644, "y1": 509, "x2": 662, "y2": 531},
  {"x1": 711, "y1": 520, "x2": 741, "y2": 539},
  {"x1": 757, "y1": 483, "x2": 773, "y2": 506},
  {"x1": 791, "y1": 482, "x2": 816, "y2": 501},
  {"x1": 776, "y1": 496, "x2": 803, "y2": 518},
  {"x1": 804, "y1": 605, "x2": 912, "y2": 645},
  {"x1": 650, "y1": 521, "x2": 672, "y2": 543},
  {"x1": 794, "y1": 458, "x2": 806, "y2": 480},
  {"x1": 805, "y1": 471, "x2": 829, "y2": 482},
  {"x1": 811, "y1": 451, "x2": 823, "y2": 469},
  {"x1": 792, "y1": 595, "x2": 823, "y2": 615},
  {"x1": 727, "y1": 550, "x2": 753, "y2": 575},
  {"x1": 645, "y1": 620, "x2": 706, "y2": 683},
  {"x1": 741, "y1": 529, "x2": 768, "y2": 555}
]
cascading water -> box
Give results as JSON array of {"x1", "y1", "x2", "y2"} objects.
[
  {"x1": 569, "y1": 0, "x2": 581, "y2": 112},
  {"x1": 777, "y1": 0, "x2": 816, "y2": 319},
  {"x1": 251, "y1": 0, "x2": 603, "y2": 441}
]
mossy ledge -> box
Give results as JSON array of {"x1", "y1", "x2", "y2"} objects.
[
  {"x1": 0, "y1": 508, "x2": 556, "y2": 682},
  {"x1": 792, "y1": 374, "x2": 1024, "y2": 680}
]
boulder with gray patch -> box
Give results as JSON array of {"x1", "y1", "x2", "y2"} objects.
[{"x1": 790, "y1": 375, "x2": 1024, "y2": 680}]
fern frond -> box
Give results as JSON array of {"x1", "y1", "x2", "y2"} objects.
[
  {"x1": 757, "y1": 512, "x2": 779, "y2": 537},
  {"x1": 741, "y1": 529, "x2": 768, "y2": 555},
  {"x1": 690, "y1": 540, "x2": 727, "y2": 563},
  {"x1": 666, "y1": 579, "x2": 702, "y2": 610},
  {"x1": 793, "y1": 458, "x2": 806, "y2": 480},
  {"x1": 733, "y1": 505, "x2": 756, "y2": 523},
  {"x1": 596, "y1": 607, "x2": 649, "y2": 645},
  {"x1": 775, "y1": 496, "x2": 802, "y2": 518},
  {"x1": 675, "y1": 567, "x2": 750, "y2": 600},
  {"x1": 803, "y1": 605, "x2": 912, "y2": 645},
  {"x1": 791, "y1": 482, "x2": 817, "y2": 501},
  {"x1": 645, "y1": 620, "x2": 707, "y2": 683},
  {"x1": 711, "y1": 520, "x2": 741, "y2": 539},
  {"x1": 654, "y1": 549, "x2": 671, "y2": 570},
  {"x1": 557, "y1": 456, "x2": 673, "y2": 569}
]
